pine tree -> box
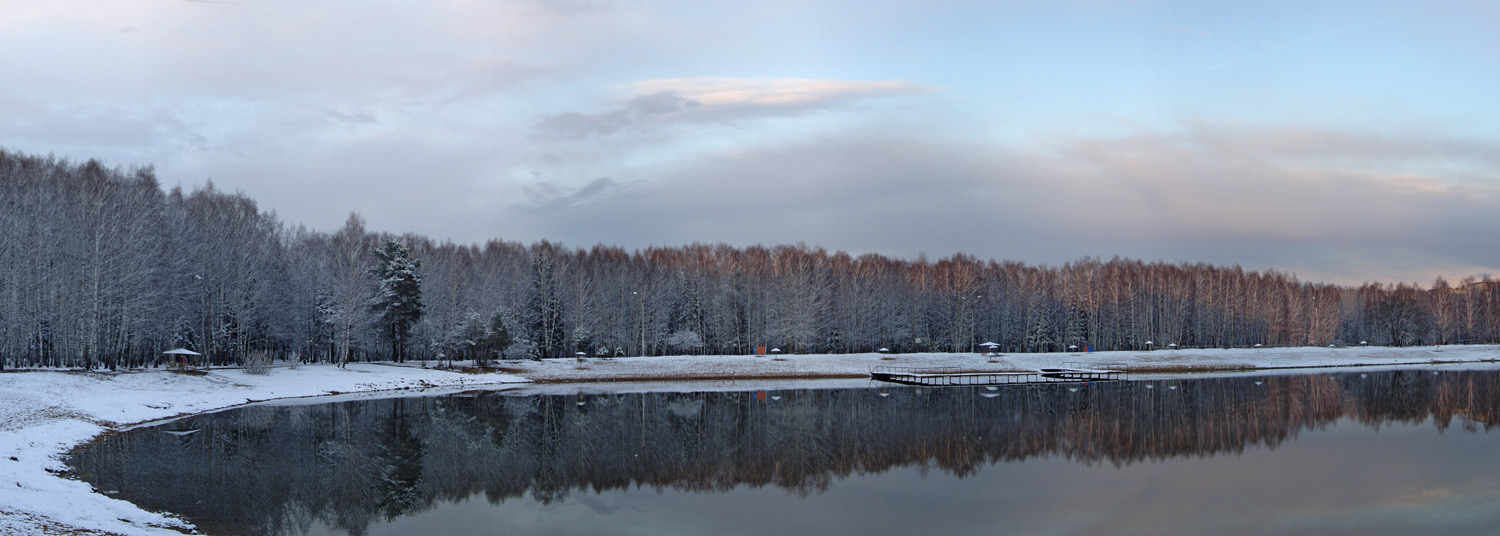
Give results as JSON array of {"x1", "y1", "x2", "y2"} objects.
[
  {"x1": 486, "y1": 309, "x2": 514, "y2": 361},
  {"x1": 371, "y1": 240, "x2": 424, "y2": 362}
]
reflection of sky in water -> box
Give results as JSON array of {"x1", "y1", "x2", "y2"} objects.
[
  {"x1": 70, "y1": 370, "x2": 1500, "y2": 536},
  {"x1": 336, "y1": 419, "x2": 1500, "y2": 536}
]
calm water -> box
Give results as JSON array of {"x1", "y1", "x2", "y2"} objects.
[{"x1": 69, "y1": 368, "x2": 1500, "y2": 536}]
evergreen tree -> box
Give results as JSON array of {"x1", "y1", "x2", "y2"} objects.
[
  {"x1": 371, "y1": 240, "x2": 424, "y2": 362},
  {"x1": 486, "y1": 309, "x2": 514, "y2": 361}
]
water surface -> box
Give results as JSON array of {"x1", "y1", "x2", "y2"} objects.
[{"x1": 69, "y1": 368, "x2": 1500, "y2": 535}]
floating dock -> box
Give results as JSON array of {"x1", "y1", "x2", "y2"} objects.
[{"x1": 870, "y1": 364, "x2": 1126, "y2": 386}]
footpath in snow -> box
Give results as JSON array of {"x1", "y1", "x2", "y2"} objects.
[{"x1": 2, "y1": 345, "x2": 1498, "y2": 535}]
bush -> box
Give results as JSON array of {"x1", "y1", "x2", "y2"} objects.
[{"x1": 244, "y1": 351, "x2": 274, "y2": 375}]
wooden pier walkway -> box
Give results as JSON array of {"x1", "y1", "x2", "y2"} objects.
[{"x1": 870, "y1": 364, "x2": 1126, "y2": 387}]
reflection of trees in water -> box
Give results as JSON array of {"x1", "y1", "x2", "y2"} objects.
[{"x1": 69, "y1": 370, "x2": 1500, "y2": 536}]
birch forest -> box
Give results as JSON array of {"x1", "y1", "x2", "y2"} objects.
[{"x1": 3, "y1": 149, "x2": 1498, "y2": 369}]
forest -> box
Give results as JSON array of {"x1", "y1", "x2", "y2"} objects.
[{"x1": 3, "y1": 149, "x2": 1499, "y2": 369}]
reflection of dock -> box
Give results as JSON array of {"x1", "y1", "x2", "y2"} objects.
[{"x1": 870, "y1": 364, "x2": 1125, "y2": 386}]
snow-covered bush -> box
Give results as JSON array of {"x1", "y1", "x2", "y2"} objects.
[
  {"x1": 666, "y1": 330, "x2": 705, "y2": 355},
  {"x1": 510, "y1": 339, "x2": 540, "y2": 361},
  {"x1": 244, "y1": 351, "x2": 274, "y2": 375}
]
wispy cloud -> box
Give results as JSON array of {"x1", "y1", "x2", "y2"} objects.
[
  {"x1": 1205, "y1": 29, "x2": 1341, "y2": 72},
  {"x1": 534, "y1": 77, "x2": 935, "y2": 139},
  {"x1": 324, "y1": 109, "x2": 377, "y2": 126},
  {"x1": 630, "y1": 77, "x2": 932, "y2": 107},
  {"x1": 519, "y1": 177, "x2": 622, "y2": 211}
]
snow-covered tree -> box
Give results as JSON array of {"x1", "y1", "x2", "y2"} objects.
[
  {"x1": 6, "y1": 148, "x2": 1500, "y2": 369},
  {"x1": 486, "y1": 309, "x2": 514, "y2": 361},
  {"x1": 525, "y1": 244, "x2": 565, "y2": 360},
  {"x1": 371, "y1": 239, "x2": 424, "y2": 363},
  {"x1": 665, "y1": 330, "x2": 704, "y2": 355}
]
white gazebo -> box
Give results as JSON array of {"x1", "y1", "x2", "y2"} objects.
[{"x1": 163, "y1": 348, "x2": 204, "y2": 370}]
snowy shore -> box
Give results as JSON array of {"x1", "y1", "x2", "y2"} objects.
[
  {"x1": 0, "y1": 363, "x2": 527, "y2": 536},
  {"x1": 500, "y1": 344, "x2": 1500, "y2": 382},
  {"x1": 3, "y1": 345, "x2": 1499, "y2": 535}
]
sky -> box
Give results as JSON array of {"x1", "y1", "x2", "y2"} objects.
[{"x1": 2, "y1": 0, "x2": 1498, "y2": 286}]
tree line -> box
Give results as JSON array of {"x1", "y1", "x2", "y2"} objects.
[{"x1": 3, "y1": 149, "x2": 1498, "y2": 369}]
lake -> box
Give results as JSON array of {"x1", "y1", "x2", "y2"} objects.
[{"x1": 69, "y1": 367, "x2": 1500, "y2": 535}]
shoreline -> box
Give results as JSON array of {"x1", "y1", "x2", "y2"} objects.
[{"x1": 2, "y1": 345, "x2": 1499, "y2": 535}]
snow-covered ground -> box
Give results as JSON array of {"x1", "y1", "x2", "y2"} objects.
[
  {"x1": 501, "y1": 344, "x2": 1500, "y2": 382},
  {"x1": 2, "y1": 345, "x2": 1498, "y2": 535},
  {"x1": 0, "y1": 364, "x2": 527, "y2": 536}
]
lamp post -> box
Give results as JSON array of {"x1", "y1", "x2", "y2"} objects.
[{"x1": 971, "y1": 294, "x2": 983, "y2": 353}]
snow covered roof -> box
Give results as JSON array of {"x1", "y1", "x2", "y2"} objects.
[{"x1": 162, "y1": 348, "x2": 201, "y2": 356}]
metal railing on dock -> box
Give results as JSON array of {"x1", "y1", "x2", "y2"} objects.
[{"x1": 870, "y1": 365, "x2": 1126, "y2": 387}]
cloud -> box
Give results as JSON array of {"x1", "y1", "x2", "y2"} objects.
[
  {"x1": 1205, "y1": 29, "x2": 1341, "y2": 72},
  {"x1": 1180, "y1": 120, "x2": 1500, "y2": 172},
  {"x1": 533, "y1": 78, "x2": 935, "y2": 139},
  {"x1": 324, "y1": 109, "x2": 378, "y2": 126},
  {"x1": 520, "y1": 177, "x2": 622, "y2": 211},
  {"x1": 629, "y1": 78, "x2": 933, "y2": 107},
  {"x1": 397, "y1": 58, "x2": 553, "y2": 106},
  {"x1": 525, "y1": 0, "x2": 611, "y2": 17},
  {"x1": 5, "y1": 1, "x2": 1495, "y2": 288},
  {"x1": 534, "y1": 91, "x2": 702, "y2": 139},
  {"x1": 495, "y1": 121, "x2": 1500, "y2": 285}
]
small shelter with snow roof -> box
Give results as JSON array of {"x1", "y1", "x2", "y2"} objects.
[{"x1": 164, "y1": 348, "x2": 205, "y2": 370}]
